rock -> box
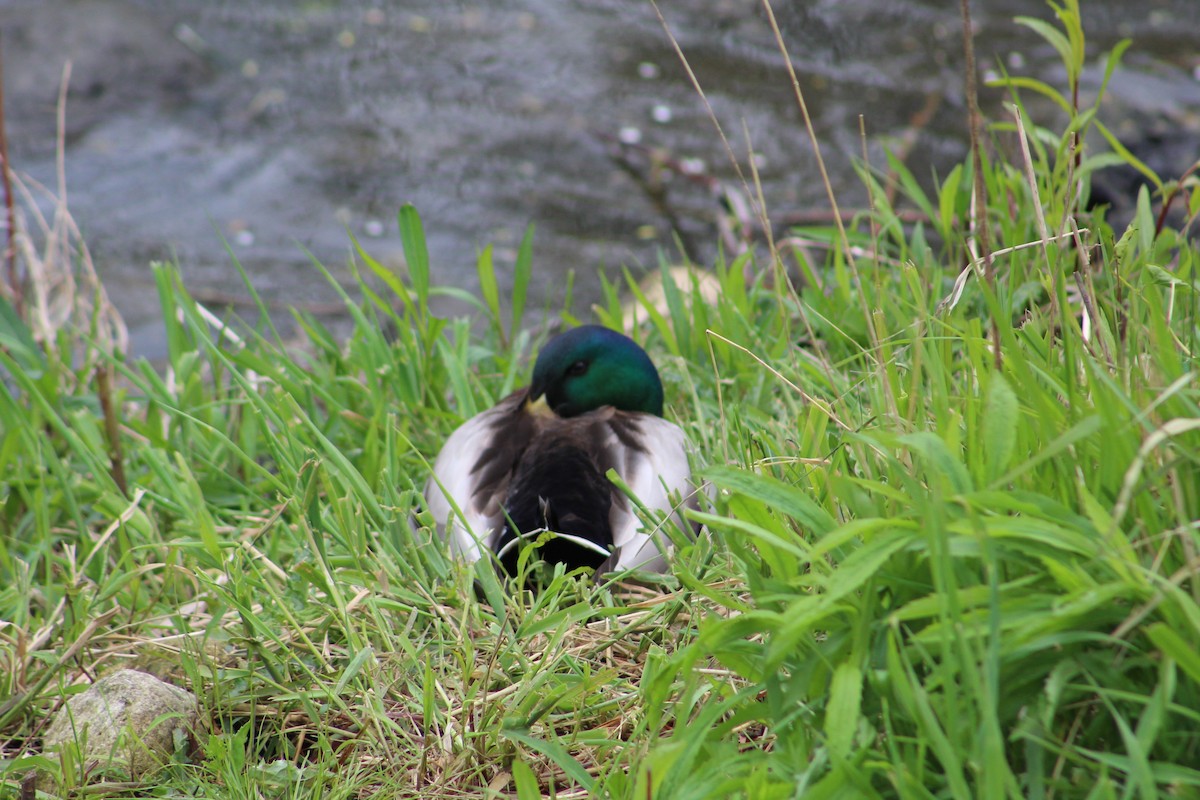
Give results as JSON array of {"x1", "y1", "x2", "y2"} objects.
[
  {"x1": 42, "y1": 669, "x2": 201, "y2": 781},
  {"x1": 0, "y1": 0, "x2": 209, "y2": 157},
  {"x1": 619, "y1": 265, "x2": 723, "y2": 330}
]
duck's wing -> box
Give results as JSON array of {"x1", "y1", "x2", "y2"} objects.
[
  {"x1": 424, "y1": 391, "x2": 532, "y2": 562},
  {"x1": 598, "y1": 411, "x2": 697, "y2": 572}
]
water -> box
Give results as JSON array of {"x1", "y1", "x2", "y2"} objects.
[{"x1": 3, "y1": 0, "x2": 1197, "y2": 356}]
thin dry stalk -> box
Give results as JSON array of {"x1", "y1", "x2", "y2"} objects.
[
  {"x1": 856, "y1": 113, "x2": 902, "y2": 429},
  {"x1": 755, "y1": 0, "x2": 871, "y2": 345},
  {"x1": 937, "y1": 230, "x2": 1083, "y2": 315},
  {"x1": 705, "y1": 328, "x2": 852, "y2": 434},
  {"x1": 859, "y1": 116, "x2": 881, "y2": 263},
  {"x1": 0, "y1": 41, "x2": 20, "y2": 317},
  {"x1": 650, "y1": 0, "x2": 844, "y2": 431},
  {"x1": 740, "y1": 121, "x2": 783, "y2": 289},
  {"x1": 10, "y1": 63, "x2": 127, "y2": 357},
  {"x1": 1060, "y1": 132, "x2": 1079, "y2": 240},
  {"x1": 1069, "y1": 217, "x2": 1115, "y2": 367},
  {"x1": 96, "y1": 364, "x2": 128, "y2": 495},
  {"x1": 959, "y1": 0, "x2": 1001, "y2": 369},
  {"x1": 1154, "y1": 159, "x2": 1200, "y2": 238},
  {"x1": 647, "y1": 1, "x2": 771, "y2": 255},
  {"x1": 756, "y1": 0, "x2": 854, "y2": 276},
  {"x1": 757, "y1": 0, "x2": 901, "y2": 436},
  {"x1": 1010, "y1": 104, "x2": 1059, "y2": 315}
]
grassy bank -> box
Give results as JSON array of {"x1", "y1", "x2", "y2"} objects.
[{"x1": 3, "y1": 5, "x2": 1200, "y2": 798}]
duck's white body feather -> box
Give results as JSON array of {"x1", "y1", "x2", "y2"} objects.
[
  {"x1": 424, "y1": 406, "x2": 502, "y2": 563},
  {"x1": 424, "y1": 390, "x2": 695, "y2": 573}
]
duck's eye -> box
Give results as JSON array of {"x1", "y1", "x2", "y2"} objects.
[{"x1": 566, "y1": 360, "x2": 588, "y2": 378}]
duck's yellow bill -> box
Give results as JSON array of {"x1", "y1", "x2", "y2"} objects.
[{"x1": 526, "y1": 394, "x2": 554, "y2": 418}]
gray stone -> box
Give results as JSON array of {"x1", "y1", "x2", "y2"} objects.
[{"x1": 43, "y1": 669, "x2": 200, "y2": 780}]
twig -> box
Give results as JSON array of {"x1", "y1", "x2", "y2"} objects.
[
  {"x1": 937, "y1": 230, "x2": 1084, "y2": 314},
  {"x1": 650, "y1": 0, "x2": 843, "y2": 421},
  {"x1": 96, "y1": 364, "x2": 129, "y2": 496},
  {"x1": 959, "y1": 0, "x2": 1000, "y2": 369},
  {"x1": 647, "y1": 1, "x2": 769, "y2": 247},
  {"x1": 758, "y1": 0, "x2": 854, "y2": 275},
  {"x1": 1154, "y1": 160, "x2": 1200, "y2": 238},
  {"x1": 704, "y1": 328, "x2": 852, "y2": 433},
  {"x1": 1011, "y1": 103, "x2": 1059, "y2": 320},
  {"x1": 1069, "y1": 217, "x2": 1114, "y2": 367},
  {"x1": 604, "y1": 141, "x2": 702, "y2": 262},
  {"x1": 0, "y1": 607, "x2": 121, "y2": 731}
]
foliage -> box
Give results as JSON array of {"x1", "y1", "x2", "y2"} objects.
[{"x1": 2, "y1": 3, "x2": 1200, "y2": 797}]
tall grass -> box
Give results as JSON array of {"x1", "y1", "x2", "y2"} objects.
[{"x1": 3, "y1": 3, "x2": 1200, "y2": 798}]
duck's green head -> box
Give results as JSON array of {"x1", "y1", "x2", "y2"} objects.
[{"x1": 528, "y1": 325, "x2": 664, "y2": 418}]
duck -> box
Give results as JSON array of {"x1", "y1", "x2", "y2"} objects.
[{"x1": 424, "y1": 325, "x2": 696, "y2": 578}]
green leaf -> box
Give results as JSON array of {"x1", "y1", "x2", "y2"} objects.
[
  {"x1": 1147, "y1": 623, "x2": 1200, "y2": 686},
  {"x1": 820, "y1": 530, "x2": 915, "y2": 605},
  {"x1": 1015, "y1": 17, "x2": 1073, "y2": 77},
  {"x1": 937, "y1": 164, "x2": 963, "y2": 243},
  {"x1": 982, "y1": 375, "x2": 1018, "y2": 484},
  {"x1": 1113, "y1": 223, "x2": 1138, "y2": 267},
  {"x1": 1101, "y1": 697, "x2": 1156, "y2": 800},
  {"x1": 334, "y1": 646, "x2": 374, "y2": 696},
  {"x1": 885, "y1": 150, "x2": 936, "y2": 223},
  {"x1": 502, "y1": 728, "x2": 595, "y2": 793},
  {"x1": 988, "y1": 75, "x2": 1072, "y2": 115},
  {"x1": 422, "y1": 659, "x2": 437, "y2": 741},
  {"x1": 398, "y1": 203, "x2": 431, "y2": 311},
  {"x1": 1096, "y1": 39, "x2": 1133, "y2": 108},
  {"x1": 512, "y1": 757, "x2": 542, "y2": 800},
  {"x1": 825, "y1": 662, "x2": 862, "y2": 761},
  {"x1": 690, "y1": 509, "x2": 809, "y2": 563},
  {"x1": 900, "y1": 432, "x2": 973, "y2": 495},
  {"x1": 705, "y1": 465, "x2": 836, "y2": 535},
  {"x1": 1146, "y1": 265, "x2": 1192, "y2": 290},
  {"x1": 0, "y1": 294, "x2": 45, "y2": 371},
  {"x1": 477, "y1": 244, "x2": 502, "y2": 338},
  {"x1": 356, "y1": 231, "x2": 414, "y2": 315},
  {"x1": 993, "y1": 414, "x2": 1102, "y2": 488},
  {"x1": 1095, "y1": 121, "x2": 1163, "y2": 191}
]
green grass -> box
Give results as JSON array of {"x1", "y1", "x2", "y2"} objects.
[{"x1": 3, "y1": 6, "x2": 1200, "y2": 798}]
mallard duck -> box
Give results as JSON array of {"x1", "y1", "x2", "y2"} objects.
[{"x1": 425, "y1": 325, "x2": 695, "y2": 577}]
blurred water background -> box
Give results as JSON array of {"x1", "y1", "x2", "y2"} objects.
[{"x1": 2, "y1": 0, "x2": 1197, "y2": 355}]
